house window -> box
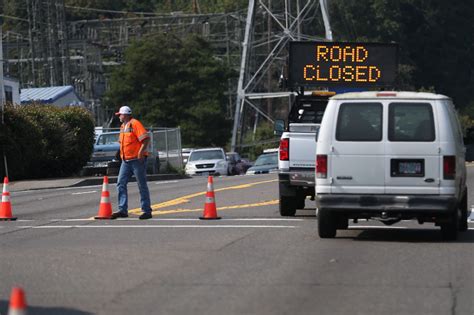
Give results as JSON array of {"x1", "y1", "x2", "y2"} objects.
[{"x1": 4, "y1": 85, "x2": 13, "y2": 103}]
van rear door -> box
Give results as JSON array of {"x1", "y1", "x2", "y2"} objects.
[
  {"x1": 330, "y1": 102, "x2": 385, "y2": 194},
  {"x1": 384, "y1": 102, "x2": 440, "y2": 194}
]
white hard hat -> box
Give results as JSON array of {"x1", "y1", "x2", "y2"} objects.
[{"x1": 115, "y1": 105, "x2": 132, "y2": 115}]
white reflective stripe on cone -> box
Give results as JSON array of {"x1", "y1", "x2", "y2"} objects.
[
  {"x1": 2, "y1": 194, "x2": 10, "y2": 202},
  {"x1": 102, "y1": 183, "x2": 108, "y2": 192},
  {"x1": 100, "y1": 196, "x2": 110, "y2": 203},
  {"x1": 206, "y1": 197, "x2": 214, "y2": 203},
  {"x1": 8, "y1": 309, "x2": 27, "y2": 315}
]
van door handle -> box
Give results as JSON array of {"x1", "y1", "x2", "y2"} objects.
[{"x1": 424, "y1": 178, "x2": 435, "y2": 183}]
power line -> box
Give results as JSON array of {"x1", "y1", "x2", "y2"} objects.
[
  {"x1": 64, "y1": 5, "x2": 159, "y2": 16},
  {"x1": 0, "y1": 15, "x2": 29, "y2": 23}
]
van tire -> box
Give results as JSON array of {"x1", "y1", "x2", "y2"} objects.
[
  {"x1": 459, "y1": 190, "x2": 468, "y2": 232},
  {"x1": 336, "y1": 215, "x2": 349, "y2": 229},
  {"x1": 279, "y1": 196, "x2": 297, "y2": 216},
  {"x1": 318, "y1": 208, "x2": 337, "y2": 238},
  {"x1": 441, "y1": 209, "x2": 459, "y2": 241}
]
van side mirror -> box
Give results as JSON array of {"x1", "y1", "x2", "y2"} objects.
[{"x1": 274, "y1": 119, "x2": 285, "y2": 136}]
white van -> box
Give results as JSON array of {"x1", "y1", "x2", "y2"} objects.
[{"x1": 315, "y1": 91, "x2": 469, "y2": 240}]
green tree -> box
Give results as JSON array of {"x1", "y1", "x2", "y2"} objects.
[
  {"x1": 330, "y1": 0, "x2": 474, "y2": 109},
  {"x1": 240, "y1": 122, "x2": 279, "y2": 160},
  {"x1": 105, "y1": 33, "x2": 234, "y2": 147}
]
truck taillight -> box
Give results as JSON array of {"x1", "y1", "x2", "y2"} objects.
[
  {"x1": 279, "y1": 138, "x2": 289, "y2": 161},
  {"x1": 443, "y1": 155, "x2": 455, "y2": 179},
  {"x1": 316, "y1": 155, "x2": 327, "y2": 178}
]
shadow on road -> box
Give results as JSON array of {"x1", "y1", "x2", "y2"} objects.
[
  {"x1": 342, "y1": 228, "x2": 474, "y2": 243},
  {"x1": 0, "y1": 300, "x2": 93, "y2": 315}
]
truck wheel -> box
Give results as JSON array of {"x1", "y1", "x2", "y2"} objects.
[
  {"x1": 279, "y1": 196, "x2": 297, "y2": 216},
  {"x1": 459, "y1": 192, "x2": 468, "y2": 231},
  {"x1": 296, "y1": 191, "x2": 305, "y2": 209},
  {"x1": 441, "y1": 209, "x2": 459, "y2": 241},
  {"x1": 107, "y1": 161, "x2": 121, "y2": 176},
  {"x1": 318, "y1": 208, "x2": 337, "y2": 238}
]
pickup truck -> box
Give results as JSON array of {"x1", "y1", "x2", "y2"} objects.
[
  {"x1": 82, "y1": 131, "x2": 160, "y2": 176},
  {"x1": 274, "y1": 91, "x2": 333, "y2": 216}
]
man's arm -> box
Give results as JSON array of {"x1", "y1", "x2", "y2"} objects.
[{"x1": 138, "y1": 137, "x2": 150, "y2": 159}]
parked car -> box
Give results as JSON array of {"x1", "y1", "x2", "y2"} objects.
[
  {"x1": 315, "y1": 91, "x2": 469, "y2": 240},
  {"x1": 246, "y1": 151, "x2": 278, "y2": 175},
  {"x1": 82, "y1": 131, "x2": 160, "y2": 176},
  {"x1": 185, "y1": 148, "x2": 228, "y2": 176},
  {"x1": 82, "y1": 132, "x2": 120, "y2": 176},
  {"x1": 226, "y1": 152, "x2": 253, "y2": 175},
  {"x1": 181, "y1": 148, "x2": 194, "y2": 165}
]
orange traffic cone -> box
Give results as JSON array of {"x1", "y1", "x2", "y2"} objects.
[
  {"x1": 8, "y1": 287, "x2": 27, "y2": 315},
  {"x1": 95, "y1": 176, "x2": 114, "y2": 219},
  {"x1": 200, "y1": 176, "x2": 221, "y2": 220},
  {"x1": 0, "y1": 177, "x2": 17, "y2": 221}
]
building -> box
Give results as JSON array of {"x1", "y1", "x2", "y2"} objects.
[
  {"x1": 20, "y1": 85, "x2": 83, "y2": 107},
  {"x1": 4, "y1": 77, "x2": 20, "y2": 105}
]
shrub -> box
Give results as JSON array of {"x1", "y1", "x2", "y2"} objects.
[{"x1": 0, "y1": 104, "x2": 95, "y2": 180}]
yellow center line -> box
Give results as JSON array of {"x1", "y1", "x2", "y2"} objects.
[
  {"x1": 150, "y1": 199, "x2": 279, "y2": 216},
  {"x1": 128, "y1": 179, "x2": 278, "y2": 215}
]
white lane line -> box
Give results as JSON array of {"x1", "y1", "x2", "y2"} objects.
[
  {"x1": 351, "y1": 226, "x2": 474, "y2": 231},
  {"x1": 17, "y1": 225, "x2": 297, "y2": 229},
  {"x1": 154, "y1": 180, "x2": 179, "y2": 185},
  {"x1": 50, "y1": 218, "x2": 305, "y2": 222},
  {"x1": 72, "y1": 191, "x2": 97, "y2": 195}
]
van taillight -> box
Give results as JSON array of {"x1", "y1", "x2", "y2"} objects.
[
  {"x1": 279, "y1": 138, "x2": 289, "y2": 161},
  {"x1": 443, "y1": 156, "x2": 455, "y2": 179},
  {"x1": 316, "y1": 155, "x2": 327, "y2": 178}
]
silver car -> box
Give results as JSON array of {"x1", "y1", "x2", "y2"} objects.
[{"x1": 185, "y1": 148, "x2": 229, "y2": 176}]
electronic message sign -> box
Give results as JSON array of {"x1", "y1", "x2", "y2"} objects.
[{"x1": 288, "y1": 41, "x2": 398, "y2": 88}]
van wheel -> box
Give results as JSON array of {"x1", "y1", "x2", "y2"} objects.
[
  {"x1": 279, "y1": 196, "x2": 296, "y2": 216},
  {"x1": 441, "y1": 209, "x2": 459, "y2": 241},
  {"x1": 318, "y1": 208, "x2": 337, "y2": 238},
  {"x1": 459, "y1": 190, "x2": 468, "y2": 232},
  {"x1": 336, "y1": 215, "x2": 349, "y2": 229}
]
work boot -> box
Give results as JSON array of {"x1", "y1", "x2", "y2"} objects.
[
  {"x1": 111, "y1": 211, "x2": 128, "y2": 219},
  {"x1": 139, "y1": 212, "x2": 152, "y2": 220}
]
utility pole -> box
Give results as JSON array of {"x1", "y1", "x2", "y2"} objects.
[
  {"x1": 0, "y1": 19, "x2": 8, "y2": 178},
  {"x1": 230, "y1": 0, "x2": 331, "y2": 152}
]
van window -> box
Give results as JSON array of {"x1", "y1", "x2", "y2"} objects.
[
  {"x1": 388, "y1": 103, "x2": 435, "y2": 142},
  {"x1": 336, "y1": 103, "x2": 383, "y2": 141}
]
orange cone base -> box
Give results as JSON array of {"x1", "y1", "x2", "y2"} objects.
[
  {"x1": 94, "y1": 216, "x2": 116, "y2": 220},
  {"x1": 0, "y1": 217, "x2": 17, "y2": 221},
  {"x1": 199, "y1": 216, "x2": 221, "y2": 220}
]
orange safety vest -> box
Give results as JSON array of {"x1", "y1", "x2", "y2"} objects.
[{"x1": 119, "y1": 118, "x2": 149, "y2": 160}]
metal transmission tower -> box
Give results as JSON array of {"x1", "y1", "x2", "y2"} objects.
[
  {"x1": 25, "y1": 0, "x2": 70, "y2": 87},
  {"x1": 230, "y1": 0, "x2": 333, "y2": 152}
]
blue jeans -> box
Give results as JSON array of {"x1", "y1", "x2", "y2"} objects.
[{"x1": 117, "y1": 158, "x2": 152, "y2": 214}]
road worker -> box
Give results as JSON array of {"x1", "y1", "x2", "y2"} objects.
[{"x1": 111, "y1": 105, "x2": 153, "y2": 220}]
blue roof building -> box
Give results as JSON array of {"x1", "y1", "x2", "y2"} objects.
[{"x1": 20, "y1": 85, "x2": 83, "y2": 107}]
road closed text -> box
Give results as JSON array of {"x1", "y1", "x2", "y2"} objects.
[
  {"x1": 304, "y1": 45, "x2": 381, "y2": 83},
  {"x1": 288, "y1": 42, "x2": 398, "y2": 87}
]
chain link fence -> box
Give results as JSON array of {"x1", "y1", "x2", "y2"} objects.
[{"x1": 97, "y1": 127, "x2": 183, "y2": 173}]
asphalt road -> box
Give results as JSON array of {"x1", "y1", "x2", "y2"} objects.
[{"x1": 0, "y1": 172, "x2": 473, "y2": 315}]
